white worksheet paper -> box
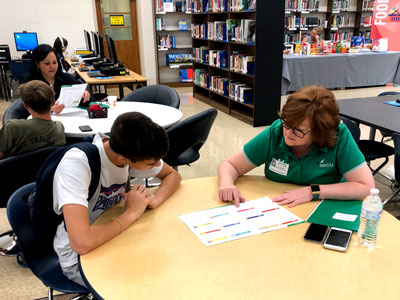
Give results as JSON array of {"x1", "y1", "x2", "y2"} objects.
[
  {"x1": 56, "y1": 83, "x2": 87, "y2": 108},
  {"x1": 179, "y1": 197, "x2": 304, "y2": 246}
]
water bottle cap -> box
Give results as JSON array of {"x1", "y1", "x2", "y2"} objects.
[{"x1": 370, "y1": 188, "x2": 379, "y2": 195}]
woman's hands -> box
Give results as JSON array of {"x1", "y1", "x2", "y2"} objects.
[
  {"x1": 218, "y1": 184, "x2": 246, "y2": 208},
  {"x1": 82, "y1": 91, "x2": 90, "y2": 102},
  {"x1": 272, "y1": 186, "x2": 312, "y2": 207}
]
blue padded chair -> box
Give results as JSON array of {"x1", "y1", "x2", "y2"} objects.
[
  {"x1": 121, "y1": 84, "x2": 180, "y2": 109},
  {"x1": 163, "y1": 108, "x2": 218, "y2": 169},
  {"x1": 341, "y1": 116, "x2": 394, "y2": 175},
  {"x1": 7, "y1": 183, "x2": 89, "y2": 300},
  {"x1": 2, "y1": 98, "x2": 29, "y2": 125}
]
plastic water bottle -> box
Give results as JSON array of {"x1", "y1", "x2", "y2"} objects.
[{"x1": 357, "y1": 188, "x2": 383, "y2": 247}]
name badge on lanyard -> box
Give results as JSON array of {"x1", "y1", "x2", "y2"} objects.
[{"x1": 269, "y1": 158, "x2": 289, "y2": 176}]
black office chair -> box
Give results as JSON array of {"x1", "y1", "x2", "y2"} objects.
[
  {"x1": 0, "y1": 145, "x2": 61, "y2": 208},
  {"x1": 163, "y1": 108, "x2": 218, "y2": 170},
  {"x1": 377, "y1": 91, "x2": 400, "y2": 143},
  {"x1": 341, "y1": 116, "x2": 394, "y2": 175},
  {"x1": 383, "y1": 133, "x2": 400, "y2": 206},
  {"x1": 2, "y1": 98, "x2": 30, "y2": 125},
  {"x1": 7, "y1": 183, "x2": 89, "y2": 300},
  {"x1": 121, "y1": 85, "x2": 180, "y2": 109},
  {"x1": 8, "y1": 59, "x2": 30, "y2": 98}
]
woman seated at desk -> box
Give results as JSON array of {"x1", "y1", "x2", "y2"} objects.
[
  {"x1": 301, "y1": 26, "x2": 324, "y2": 49},
  {"x1": 24, "y1": 44, "x2": 90, "y2": 114},
  {"x1": 218, "y1": 85, "x2": 374, "y2": 207}
]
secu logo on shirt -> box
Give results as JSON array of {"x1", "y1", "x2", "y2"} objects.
[{"x1": 319, "y1": 159, "x2": 334, "y2": 168}]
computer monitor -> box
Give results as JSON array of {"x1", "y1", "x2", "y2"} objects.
[
  {"x1": 91, "y1": 31, "x2": 99, "y2": 57},
  {"x1": 83, "y1": 30, "x2": 92, "y2": 53},
  {"x1": 106, "y1": 34, "x2": 118, "y2": 64},
  {"x1": 98, "y1": 33, "x2": 105, "y2": 59},
  {"x1": 13, "y1": 32, "x2": 39, "y2": 52}
]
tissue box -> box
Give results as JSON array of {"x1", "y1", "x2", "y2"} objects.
[{"x1": 88, "y1": 104, "x2": 108, "y2": 118}]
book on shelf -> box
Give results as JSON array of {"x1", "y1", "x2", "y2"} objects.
[
  {"x1": 193, "y1": 0, "x2": 209, "y2": 13},
  {"x1": 241, "y1": 19, "x2": 256, "y2": 43},
  {"x1": 192, "y1": 23, "x2": 208, "y2": 38},
  {"x1": 230, "y1": 52, "x2": 254, "y2": 75},
  {"x1": 230, "y1": 0, "x2": 254, "y2": 11},
  {"x1": 226, "y1": 19, "x2": 241, "y2": 42},
  {"x1": 156, "y1": 18, "x2": 165, "y2": 31},
  {"x1": 164, "y1": 0, "x2": 174, "y2": 12},
  {"x1": 178, "y1": 19, "x2": 188, "y2": 31},
  {"x1": 155, "y1": 0, "x2": 164, "y2": 13},
  {"x1": 157, "y1": 34, "x2": 176, "y2": 49},
  {"x1": 166, "y1": 53, "x2": 192, "y2": 66},
  {"x1": 176, "y1": 1, "x2": 183, "y2": 11},
  {"x1": 180, "y1": 68, "x2": 193, "y2": 82}
]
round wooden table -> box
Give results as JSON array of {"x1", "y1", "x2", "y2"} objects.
[{"x1": 79, "y1": 176, "x2": 400, "y2": 300}]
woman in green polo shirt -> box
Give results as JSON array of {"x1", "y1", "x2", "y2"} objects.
[{"x1": 218, "y1": 85, "x2": 375, "y2": 207}]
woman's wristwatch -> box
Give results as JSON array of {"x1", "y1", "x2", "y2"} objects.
[{"x1": 311, "y1": 184, "x2": 320, "y2": 201}]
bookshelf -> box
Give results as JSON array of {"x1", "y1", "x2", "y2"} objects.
[
  {"x1": 284, "y1": 0, "x2": 375, "y2": 45},
  {"x1": 191, "y1": 0, "x2": 285, "y2": 127},
  {"x1": 154, "y1": 0, "x2": 193, "y2": 87}
]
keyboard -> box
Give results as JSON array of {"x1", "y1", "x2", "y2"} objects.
[
  {"x1": 87, "y1": 71, "x2": 106, "y2": 77},
  {"x1": 79, "y1": 66, "x2": 89, "y2": 72}
]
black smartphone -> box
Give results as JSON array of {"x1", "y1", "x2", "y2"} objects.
[
  {"x1": 323, "y1": 227, "x2": 352, "y2": 252},
  {"x1": 79, "y1": 125, "x2": 93, "y2": 132},
  {"x1": 304, "y1": 223, "x2": 329, "y2": 243}
]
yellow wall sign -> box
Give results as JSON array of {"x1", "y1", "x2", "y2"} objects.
[{"x1": 110, "y1": 15, "x2": 124, "y2": 26}]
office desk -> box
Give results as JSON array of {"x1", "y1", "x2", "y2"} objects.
[
  {"x1": 66, "y1": 59, "x2": 147, "y2": 99},
  {"x1": 282, "y1": 52, "x2": 400, "y2": 95},
  {"x1": 79, "y1": 176, "x2": 400, "y2": 300},
  {"x1": 338, "y1": 94, "x2": 400, "y2": 139},
  {"x1": 51, "y1": 102, "x2": 182, "y2": 137}
]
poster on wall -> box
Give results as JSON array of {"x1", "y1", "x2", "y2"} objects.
[{"x1": 371, "y1": 0, "x2": 400, "y2": 51}]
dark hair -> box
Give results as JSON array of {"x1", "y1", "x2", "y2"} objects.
[
  {"x1": 280, "y1": 85, "x2": 340, "y2": 148},
  {"x1": 28, "y1": 44, "x2": 62, "y2": 78},
  {"x1": 19, "y1": 80, "x2": 55, "y2": 114},
  {"x1": 53, "y1": 37, "x2": 68, "y2": 70},
  {"x1": 109, "y1": 112, "x2": 169, "y2": 162}
]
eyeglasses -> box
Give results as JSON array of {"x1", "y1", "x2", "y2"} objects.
[{"x1": 281, "y1": 119, "x2": 311, "y2": 138}]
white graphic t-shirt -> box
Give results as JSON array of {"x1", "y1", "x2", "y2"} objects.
[{"x1": 53, "y1": 133, "x2": 162, "y2": 267}]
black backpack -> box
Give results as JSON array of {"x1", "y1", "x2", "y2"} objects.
[{"x1": 27, "y1": 142, "x2": 101, "y2": 242}]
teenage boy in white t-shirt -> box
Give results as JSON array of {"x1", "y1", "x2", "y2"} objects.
[{"x1": 52, "y1": 112, "x2": 181, "y2": 286}]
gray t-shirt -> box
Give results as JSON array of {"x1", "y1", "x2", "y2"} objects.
[{"x1": 0, "y1": 118, "x2": 66, "y2": 157}]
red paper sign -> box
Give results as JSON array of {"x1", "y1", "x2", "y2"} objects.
[{"x1": 371, "y1": 0, "x2": 400, "y2": 51}]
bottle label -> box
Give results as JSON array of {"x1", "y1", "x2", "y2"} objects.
[{"x1": 361, "y1": 208, "x2": 382, "y2": 220}]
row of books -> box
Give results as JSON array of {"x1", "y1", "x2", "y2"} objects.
[
  {"x1": 156, "y1": 19, "x2": 189, "y2": 31},
  {"x1": 285, "y1": 0, "x2": 320, "y2": 12},
  {"x1": 195, "y1": 69, "x2": 253, "y2": 103},
  {"x1": 285, "y1": 16, "x2": 321, "y2": 29},
  {"x1": 331, "y1": 15, "x2": 353, "y2": 28},
  {"x1": 156, "y1": 0, "x2": 191, "y2": 13},
  {"x1": 230, "y1": 52, "x2": 254, "y2": 75},
  {"x1": 157, "y1": 34, "x2": 176, "y2": 49},
  {"x1": 360, "y1": 15, "x2": 372, "y2": 27},
  {"x1": 193, "y1": 46, "x2": 210, "y2": 63},
  {"x1": 362, "y1": 0, "x2": 374, "y2": 11},
  {"x1": 209, "y1": 0, "x2": 229, "y2": 12},
  {"x1": 359, "y1": 30, "x2": 371, "y2": 39},
  {"x1": 166, "y1": 53, "x2": 192, "y2": 67},
  {"x1": 230, "y1": 0, "x2": 256, "y2": 11},
  {"x1": 332, "y1": 0, "x2": 350, "y2": 11},
  {"x1": 192, "y1": 24, "x2": 208, "y2": 39},
  {"x1": 209, "y1": 50, "x2": 229, "y2": 69},
  {"x1": 330, "y1": 31, "x2": 353, "y2": 42},
  {"x1": 156, "y1": 18, "x2": 165, "y2": 31}
]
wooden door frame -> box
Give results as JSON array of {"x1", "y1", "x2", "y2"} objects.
[{"x1": 94, "y1": 0, "x2": 141, "y2": 73}]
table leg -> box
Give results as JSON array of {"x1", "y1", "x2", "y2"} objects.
[
  {"x1": 119, "y1": 84, "x2": 124, "y2": 100},
  {"x1": 369, "y1": 127, "x2": 376, "y2": 140}
]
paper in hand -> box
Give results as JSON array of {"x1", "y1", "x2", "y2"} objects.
[{"x1": 56, "y1": 84, "x2": 87, "y2": 108}]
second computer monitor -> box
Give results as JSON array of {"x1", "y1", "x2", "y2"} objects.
[
  {"x1": 84, "y1": 30, "x2": 93, "y2": 53},
  {"x1": 91, "y1": 31, "x2": 99, "y2": 57},
  {"x1": 106, "y1": 34, "x2": 118, "y2": 65},
  {"x1": 97, "y1": 33, "x2": 105, "y2": 59}
]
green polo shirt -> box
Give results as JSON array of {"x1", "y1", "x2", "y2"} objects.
[{"x1": 243, "y1": 119, "x2": 366, "y2": 185}]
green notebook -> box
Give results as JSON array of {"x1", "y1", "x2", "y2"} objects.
[{"x1": 306, "y1": 200, "x2": 362, "y2": 231}]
